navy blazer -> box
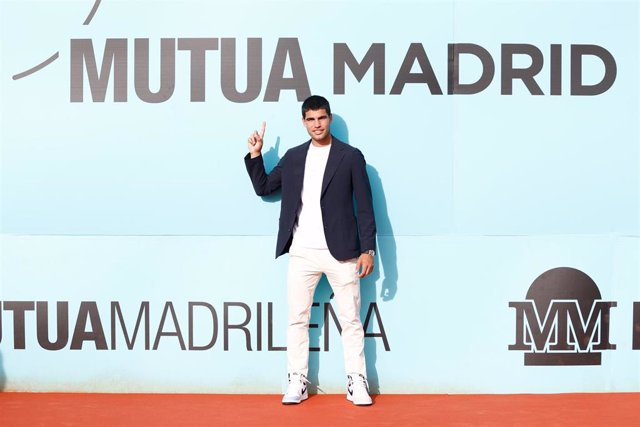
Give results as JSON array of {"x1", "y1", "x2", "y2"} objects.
[{"x1": 245, "y1": 136, "x2": 376, "y2": 261}]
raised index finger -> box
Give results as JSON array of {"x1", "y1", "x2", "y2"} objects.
[{"x1": 259, "y1": 121, "x2": 266, "y2": 139}]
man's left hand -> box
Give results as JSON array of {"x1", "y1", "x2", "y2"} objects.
[{"x1": 356, "y1": 253, "x2": 374, "y2": 278}]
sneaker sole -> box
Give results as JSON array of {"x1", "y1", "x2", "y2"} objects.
[
  {"x1": 282, "y1": 394, "x2": 308, "y2": 405},
  {"x1": 346, "y1": 395, "x2": 373, "y2": 406}
]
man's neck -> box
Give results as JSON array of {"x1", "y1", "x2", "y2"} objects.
[{"x1": 311, "y1": 135, "x2": 332, "y2": 147}]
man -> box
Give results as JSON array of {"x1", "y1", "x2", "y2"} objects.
[{"x1": 244, "y1": 95, "x2": 376, "y2": 406}]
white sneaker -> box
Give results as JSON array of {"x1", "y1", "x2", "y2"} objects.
[
  {"x1": 282, "y1": 373, "x2": 309, "y2": 405},
  {"x1": 346, "y1": 374, "x2": 373, "y2": 406}
]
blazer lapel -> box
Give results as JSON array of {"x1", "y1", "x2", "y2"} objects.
[{"x1": 321, "y1": 138, "x2": 346, "y2": 197}]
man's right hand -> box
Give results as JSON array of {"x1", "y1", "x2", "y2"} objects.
[{"x1": 247, "y1": 121, "x2": 266, "y2": 158}]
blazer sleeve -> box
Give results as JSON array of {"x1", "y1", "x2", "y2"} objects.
[
  {"x1": 351, "y1": 149, "x2": 377, "y2": 252},
  {"x1": 244, "y1": 152, "x2": 283, "y2": 196}
]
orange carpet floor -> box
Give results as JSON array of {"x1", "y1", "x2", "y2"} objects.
[{"x1": 1, "y1": 392, "x2": 638, "y2": 426}]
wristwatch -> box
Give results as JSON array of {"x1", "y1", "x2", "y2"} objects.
[{"x1": 363, "y1": 250, "x2": 375, "y2": 257}]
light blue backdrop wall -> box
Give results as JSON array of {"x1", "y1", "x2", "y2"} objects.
[{"x1": 0, "y1": 0, "x2": 638, "y2": 393}]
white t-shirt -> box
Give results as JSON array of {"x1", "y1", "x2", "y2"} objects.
[{"x1": 292, "y1": 143, "x2": 331, "y2": 249}]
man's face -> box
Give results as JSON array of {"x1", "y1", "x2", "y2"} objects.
[{"x1": 302, "y1": 108, "x2": 332, "y2": 143}]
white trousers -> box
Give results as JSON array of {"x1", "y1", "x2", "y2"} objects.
[{"x1": 286, "y1": 245, "x2": 366, "y2": 377}]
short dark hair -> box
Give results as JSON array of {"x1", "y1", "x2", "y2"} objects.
[{"x1": 301, "y1": 95, "x2": 331, "y2": 118}]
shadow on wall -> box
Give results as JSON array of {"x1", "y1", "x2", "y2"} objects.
[
  {"x1": 260, "y1": 136, "x2": 282, "y2": 203},
  {"x1": 359, "y1": 162, "x2": 397, "y2": 394},
  {"x1": 0, "y1": 350, "x2": 6, "y2": 391}
]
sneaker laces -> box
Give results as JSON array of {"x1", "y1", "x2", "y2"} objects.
[
  {"x1": 351, "y1": 373, "x2": 369, "y2": 393},
  {"x1": 287, "y1": 372, "x2": 307, "y2": 384},
  {"x1": 287, "y1": 373, "x2": 326, "y2": 394}
]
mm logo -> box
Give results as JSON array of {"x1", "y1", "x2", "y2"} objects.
[{"x1": 509, "y1": 267, "x2": 616, "y2": 366}]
